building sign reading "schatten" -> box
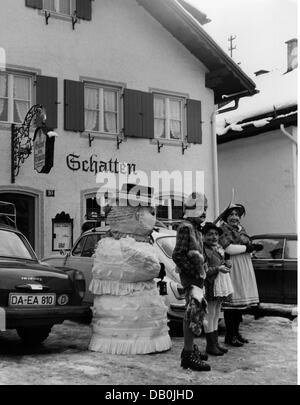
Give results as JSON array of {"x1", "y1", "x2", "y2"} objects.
[{"x1": 66, "y1": 153, "x2": 137, "y2": 175}]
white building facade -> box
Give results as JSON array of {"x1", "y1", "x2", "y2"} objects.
[{"x1": 0, "y1": 0, "x2": 255, "y2": 257}]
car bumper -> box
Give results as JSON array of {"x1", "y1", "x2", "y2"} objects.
[{"x1": 2, "y1": 305, "x2": 92, "y2": 330}]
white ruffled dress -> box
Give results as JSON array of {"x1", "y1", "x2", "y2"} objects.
[{"x1": 89, "y1": 236, "x2": 171, "y2": 355}]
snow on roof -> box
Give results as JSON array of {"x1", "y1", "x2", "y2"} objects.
[{"x1": 217, "y1": 68, "x2": 297, "y2": 136}]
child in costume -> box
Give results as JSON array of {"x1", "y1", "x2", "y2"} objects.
[
  {"x1": 89, "y1": 184, "x2": 171, "y2": 355},
  {"x1": 202, "y1": 222, "x2": 233, "y2": 356}
]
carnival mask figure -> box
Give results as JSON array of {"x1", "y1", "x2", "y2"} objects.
[{"x1": 89, "y1": 184, "x2": 171, "y2": 355}]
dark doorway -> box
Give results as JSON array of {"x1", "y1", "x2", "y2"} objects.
[{"x1": 0, "y1": 193, "x2": 35, "y2": 249}]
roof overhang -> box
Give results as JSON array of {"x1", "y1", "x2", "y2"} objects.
[
  {"x1": 217, "y1": 106, "x2": 297, "y2": 144},
  {"x1": 136, "y1": 0, "x2": 256, "y2": 104}
]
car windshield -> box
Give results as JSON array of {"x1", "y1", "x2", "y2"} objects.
[
  {"x1": 0, "y1": 229, "x2": 34, "y2": 260},
  {"x1": 156, "y1": 236, "x2": 176, "y2": 258}
]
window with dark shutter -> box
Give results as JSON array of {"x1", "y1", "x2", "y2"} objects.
[
  {"x1": 25, "y1": 0, "x2": 43, "y2": 9},
  {"x1": 64, "y1": 80, "x2": 84, "y2": 132},
  {"x1": 124, "y1": 89, "x2": 154, "y2": 139},
  {"x1": 36, "y1": 75, "x2": 58, "y2": 129},
  {"x1": 186, "y1": 99, "x2": 202, "y2": 144},
  {"x1": 76, "y1": 0, "x2": 92, "y2": 20}
]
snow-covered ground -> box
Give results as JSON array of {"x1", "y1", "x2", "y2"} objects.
[{"x1": 0, "y1": 315, "x2": 297, "y2": 385}]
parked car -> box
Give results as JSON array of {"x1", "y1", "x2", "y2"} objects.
[
  {"x1": 251, "y1": 233, "x2": 297, "y2": 304},
  {"x1": 42, "y1": 226, "x2": 186, "y2": 326},
  {"x1": 0, "y1": 202, "x2": 91, "y2": 345}
]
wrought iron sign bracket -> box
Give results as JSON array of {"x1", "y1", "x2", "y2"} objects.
[{"x1": 11, "y1": 104, "x2": 46, "y2": 184}]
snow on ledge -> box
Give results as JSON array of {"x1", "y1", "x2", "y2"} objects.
[{"x1": 217, "y1": 69, "x2": 297, "y2": 136}]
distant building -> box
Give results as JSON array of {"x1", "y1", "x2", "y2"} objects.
[{"x1": 217, "y1": 40, "x2": 297, "y2": 235}]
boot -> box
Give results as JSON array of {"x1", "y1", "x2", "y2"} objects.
[
  {"x1": 235, "y1": 312, "x2": 249, "y2": 343},
  {"x1": 193, "y1": 344, "x2": 209, "y2": 361},
  {"x1": 180, "y1": 344, "x2": 208, "y2": 361},
  {"x1": 224, "y1": 310, "x2": 243, "y2": 347},
  {"x1": 205, "y1": 332, "x2": 224, "y2": 356},
  {"x1": 181, "y1": 350, "x2": 211, "y2": 372},
  {"x1": 214, "y1": 330, "x2": 228, "y2": 354}
]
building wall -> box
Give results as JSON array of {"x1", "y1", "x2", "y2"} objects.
[
  {"x1": 0, "y1": 0, "x2": 216, "y2": 257},
  {"x1": 218, "y1": 127, "x2": 297, "y2": 236}
]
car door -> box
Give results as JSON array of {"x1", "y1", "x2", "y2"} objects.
[
  {"x1": 283, "y1": 237, "x2": 297, "y2": 304},
  {"x1": 251, "y1": 237, "x2": 285, "y2": 303},
  {"x1": 64, "y1": 233, "x2": 103, "y2": 304}
]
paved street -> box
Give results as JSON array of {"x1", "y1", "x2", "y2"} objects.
[{"x1": 0, "y1": 315, "x2": 297, "y2": 385}]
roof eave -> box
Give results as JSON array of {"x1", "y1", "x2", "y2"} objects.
[
  {"x1": 137, "y1": 0, "x2": 256, "y2": 103},
  {"x1": 217, "y1": 110, "x2": 298, "y2": 144}
]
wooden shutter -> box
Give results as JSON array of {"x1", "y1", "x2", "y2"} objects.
[
  {"x1": 36, "y1": 75, "x2": 58, "y2": 129},
  {"x1": 141, "y1": 92, "x2": 154, "y2": 139},
  {"x1": 124, "y1": 89, "x2": 154, "y2": 139},
  {"x1": 76, "y1": 0, "x2": 92, "y2": 20},
  {"x1": 124, "y1": 89, "x2": 142, "y2": 138},
  {"x1": 187, "y1": 99, "x2": 202, "y2": 144},
  {"x1": 64, "y1": 80, "x2": 84, "y2": 132},
  {"x1": 25, "y1": 0, "x2": 43, "y2": 9}
]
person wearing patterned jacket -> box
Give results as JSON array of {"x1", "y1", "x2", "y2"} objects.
[{"x1": 172, "y1": 192, "x2": 211, "y2": 372}]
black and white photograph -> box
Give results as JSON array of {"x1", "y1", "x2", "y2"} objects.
[{"x1": 0, "y1": 0, "x2": 297, "y2": 388}]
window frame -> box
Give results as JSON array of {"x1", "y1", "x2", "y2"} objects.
[
  {"x1": 251, "y1": 238, "x2": 285, "y2": 261},
  {"x1": 0, "y1": 70, "x2": 33, "y2": 125},
  {"x1": 83, "y1": 81, "x2": 122, "y2": 136},
  {"x1": 284, "y1": 238, "x2": 297, "y2": 260},
  {"x1": 153, "y1": 91, "x2": 187, "y2": 142}
]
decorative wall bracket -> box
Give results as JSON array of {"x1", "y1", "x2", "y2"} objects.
[
  {"x1": 182, "y1": 141, "x2": 189, "y2": 155},
  {"x1": 117, "y1": 135, "x2": 124, "y2": 150},
  {"x1": 157, "y1": 140, "x2": 164, "y2": 153},
  {"x1": 72, "y1": 12, "x2": 78, "y2": 30},
  {"x1": 88, "y1": 133, "x2": 95, "y2": 147},
  {"x1": 11, "y1": 104, "x2": 46, "y2": 184},
  {"x1": 44, "y1": 10, "x2": 51, "y2": 25}
]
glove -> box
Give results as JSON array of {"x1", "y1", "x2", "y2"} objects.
[
  {"x1": 187, "y1": 250, "x2": 204, "y2": 265},
  {"x1": 246, "y1": 243, "x2": 263, "y2": 253},
  {"x1": 158, "y1": 262, "x2": 166, "y2": 279},
  {"x1": 252, "y1": 243, "x2": 264, "y2": 252}
]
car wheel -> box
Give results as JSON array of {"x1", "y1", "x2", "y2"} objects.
[{"x1": 17, "y1": 326, "x2": 52, "y2": 345}]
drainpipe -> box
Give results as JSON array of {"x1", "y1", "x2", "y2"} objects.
[
  {"x1": 280, "y1": 124, "x2": 297, "y2": 228},
  {"x1": 211, "y1": 109, "x2": 219, "y2": 218},
  {"x1": 280, "y1": 124, "x2": 298, "y2": 151}
]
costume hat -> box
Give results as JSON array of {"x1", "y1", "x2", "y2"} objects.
[
  {"x1": 183, "y1": 192, "x2": 207, "y2": 218},
  {"x1": 213, "y1": 189, "x2": 246, "y2": 224},
  {"x1": 202, "y1": 222, "x2": 223, "y2": 236}
]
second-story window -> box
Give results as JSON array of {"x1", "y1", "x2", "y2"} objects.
[
  {"x1": 43, "y1": 0, "x2": 75, "y2": 16},
  {"x1": 154, "y1": 94, "x2": 185, "y2": 141},
  {"x1": 84, "y1": 84, "x2": 120, "y2": 134},
  {"x1": 0, "y1": 72, "x2": 32, "y2": 124}
]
